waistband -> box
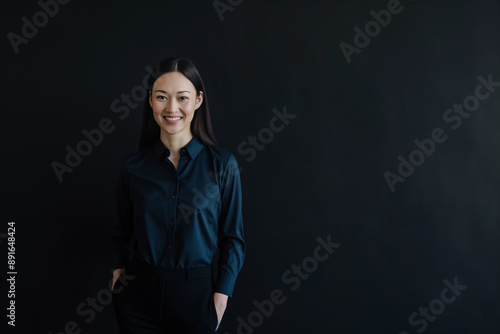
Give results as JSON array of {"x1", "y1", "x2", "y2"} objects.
[{"x1": 127, "y1": 255, "x2": 213, "y2": 281}]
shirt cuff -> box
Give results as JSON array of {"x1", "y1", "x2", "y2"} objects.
[{"x1": 214, "y1": 272, "x2": 237, "y2": 297}]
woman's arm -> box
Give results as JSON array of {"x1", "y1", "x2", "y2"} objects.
[
  {"x1": 215, "y1": 154, "x2": 246, "y2": 297},
  {"x1": 111, "y1": 163, "x2": 134, "y2": 274}
]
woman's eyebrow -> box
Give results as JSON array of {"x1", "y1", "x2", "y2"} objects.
[{"x1": 154, "y1": 90, "x2": 191, "y2": 94}]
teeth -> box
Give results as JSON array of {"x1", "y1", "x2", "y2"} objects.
[{"x1": 164, "y1": 117, "x2": 181, "y2": 121}]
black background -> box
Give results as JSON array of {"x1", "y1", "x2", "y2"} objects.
[{"x1": 1, "y1": 0, "x2": 499, "y2": 333}]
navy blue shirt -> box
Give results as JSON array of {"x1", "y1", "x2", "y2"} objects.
[{"x1": 112, "y1": 137, "x2": 245, "y2": 296}]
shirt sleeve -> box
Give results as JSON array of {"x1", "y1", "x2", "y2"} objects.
[
  {"x1": 111, "y1": 162, "x2": 134, "y2": 270},
  {"x1": 214, "y1": 153, "x2": 246, "y2": 297}
]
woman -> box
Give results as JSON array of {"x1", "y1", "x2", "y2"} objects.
[{"x1": 111, "y1": 57, "x2": 245, "y2": 333}]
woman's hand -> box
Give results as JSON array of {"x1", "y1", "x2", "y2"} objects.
[
  {"x1": 213, "y1": 292, "x2": 228, "y2": 325},
  {"x1": 112, "y1": 268, "x2": 124, "y2": 290}
]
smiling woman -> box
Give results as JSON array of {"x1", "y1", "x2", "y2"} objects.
[{"x1": 111, "y1": 57, "x2": 246, "y2": 334}]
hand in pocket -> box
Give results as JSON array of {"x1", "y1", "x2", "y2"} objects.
[
  {"x1": 112, "y1": 268, "x2": 124, "y2": 291},
  {"x1": 213, "y1": 292, "x2": 228, "y2": 325}
]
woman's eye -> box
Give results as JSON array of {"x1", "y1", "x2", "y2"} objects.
[
  {"x1": 179, "y1": 96, "x2": 188, "y2": 101},
  {"x1": 157, "y1": 96, "x2": 166, "y2": 100}
]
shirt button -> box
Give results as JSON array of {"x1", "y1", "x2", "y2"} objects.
[{"x1": 171, "y1": 195, "x2": 176, "y2": 199}]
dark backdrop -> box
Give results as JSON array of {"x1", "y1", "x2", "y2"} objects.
[{"x1": 1, "y1": 0, "x2": 499, "y2": 333}]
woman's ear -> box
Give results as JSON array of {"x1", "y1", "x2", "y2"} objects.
[
  {"x1": 149, "y1": 90, "x2": 153, "y2": 108},
  {"x1": 196, "y1": 91, "x2": 204, "y2": 109}
]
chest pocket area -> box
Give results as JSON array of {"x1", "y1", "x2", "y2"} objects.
[
  {"x1": 178, "y1": 180, "x2": 221, "y2": 224},
  {"x1": 190, "y1": 182, "x2": 220, "y2": 213}
]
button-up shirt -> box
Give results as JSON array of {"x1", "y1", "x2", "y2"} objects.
[{"x1": 112, "y1": 137, "x2": 245, "y2": 296}]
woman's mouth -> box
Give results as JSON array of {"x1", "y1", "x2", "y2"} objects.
[{"x1": 163, "y1": 116, "x2": 182, "y2": 124}]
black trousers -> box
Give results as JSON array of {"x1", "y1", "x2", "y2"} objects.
[{"x1": 112, "y1": 256, "x2": 219, "y2": 334}]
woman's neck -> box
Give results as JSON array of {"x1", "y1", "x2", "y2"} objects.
[{"x1": 160, "y1": 131, "x2": 193, "y2": 157}]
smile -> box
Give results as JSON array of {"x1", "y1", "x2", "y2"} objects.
[{"x1": 163, "y1": 116, "x2": 182, "y2": 121}]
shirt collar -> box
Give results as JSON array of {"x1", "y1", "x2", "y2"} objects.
[{"x1": 153, "y1": 137, "x2": 204, "y2": 161}]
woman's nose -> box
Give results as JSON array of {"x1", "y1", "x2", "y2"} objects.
[{"x1": 166, "y1": 99, "x2": 177, "y2": 111}]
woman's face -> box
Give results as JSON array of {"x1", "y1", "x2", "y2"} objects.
[{"x1": 150, "y1": 71, "x2": 203, "y2": 140}]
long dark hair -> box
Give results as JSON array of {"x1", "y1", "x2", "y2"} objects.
[{"x1": 138, "y1": 57, "x2": 217, "y2": 151}]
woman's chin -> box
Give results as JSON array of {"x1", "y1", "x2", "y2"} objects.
[{"x1": 160, "y1": 126, "x2": 191, "y2": 137}]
